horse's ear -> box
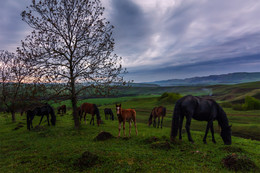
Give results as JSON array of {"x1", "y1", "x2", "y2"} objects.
[{"x1": 119, "y1": 104, "x2": 121, "y2": 107}]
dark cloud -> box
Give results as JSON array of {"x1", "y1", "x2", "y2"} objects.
[{"x1": 1, "y1": 0, "x2": 260, "y2": 82}]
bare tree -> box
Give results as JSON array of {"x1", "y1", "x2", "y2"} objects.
[
  {"x1": 19, "y1": 0, "x2": 126, "y2": 129},
  {"x1": 0, "y1": 50, "x2": 41, "y2": 122}
]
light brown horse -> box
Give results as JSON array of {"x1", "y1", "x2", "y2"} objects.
[
  {"x1": 80, "y1": 103, "x2": 101, "y2": 126},
  {"x1": 57, "y1": 105, "x2": 66, "y2": 115},
  {"x1": 148, "y1": 106, "x2": 166, "y2": 128},
  {"x1": 116, "y1": 104, "x2": 138, "y2": 137}
]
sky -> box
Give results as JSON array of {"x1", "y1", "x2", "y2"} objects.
[{"x1": 0, "y1": 0, "x2": 260, "y2": 82}]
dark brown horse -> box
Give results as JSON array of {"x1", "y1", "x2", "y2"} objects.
[
  {"x1": 80, "y1": 103, "x2": 101, "y2": 126},
  {"x1": 57, "y1": 105, "x2": 66, "y2": 115},
  {"x1": 148, "y1": 106, "x2": 166, "y2": 128},
  {"x1": 116, "y1": 104, "x2": 138, "y2": 137}
]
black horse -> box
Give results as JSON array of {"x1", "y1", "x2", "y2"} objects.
[
  {"x1": 170, "y1": 95, "x2": 232, "y2": 145},
  {"x1": 27, "y1": 104, "x2": 56, "y2": 130},
  {"x1": 104, "y1": 108, "x2": 114, "y2": 120}
]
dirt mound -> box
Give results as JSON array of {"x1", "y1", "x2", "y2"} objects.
[
  {"x1": 222, "y1": 153, "x2": 257, "y2": 171},
  {"x1": 95, "y1": 131, "x2": 114, "y2": 141},
  {"x1": 144, "y1": 136, "x2": 159, "y2": 144},
  {"x1": 151, "y1": 141, "x2": 171, "y2": 150},
  {"x1": 74, "y1": 151, "x2": 99, "y2": 169}
]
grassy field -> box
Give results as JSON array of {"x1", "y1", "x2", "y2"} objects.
[{"x1": 0, "y1": 96, "x2": 260, "y2": 172}]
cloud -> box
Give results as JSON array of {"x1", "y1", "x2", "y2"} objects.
[
  {"x1": 1, "y1": 0, "x2": 260, "y2": 82},
  {"x1": 0, "y1": 0, "x2": 31, "y2": 52}
]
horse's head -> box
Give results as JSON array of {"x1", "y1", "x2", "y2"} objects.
[
  {"x1": 221, "y1": 125, "x2": 232, "y2": 145},
  {"x1": 116, "y1": 104, "x2": 121, "y2": 115}
]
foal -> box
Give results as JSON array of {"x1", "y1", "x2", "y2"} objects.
[
  {"x1": 116, "y1": 104, "x2": 138, "y2": 137},
  {"x1": 148, "y1": 106, "x2": 166, "y2": 128}
]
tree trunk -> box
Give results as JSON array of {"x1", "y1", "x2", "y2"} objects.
[
  {"x1": 71, "y1": 78, "x2": 80, "y2": 129},
  {"x1": 11, "y1": 111, "x2": 16, "y2": 123}
]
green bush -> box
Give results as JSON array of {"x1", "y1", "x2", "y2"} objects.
[
  {"x1": 242, "y1": 96, "x2": 260, "y2": 110},
  {"x1": 221, "y1": 102, "x2": 233, "y2": 108},
  {"x1": 158, "y1": 92, "x2": 182, "y2": 104},
  {"x1": 232, "y1": 104, "x2": 245, "y2": 111}
]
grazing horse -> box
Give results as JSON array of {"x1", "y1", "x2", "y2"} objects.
[
  {"x1": 170, "y1": 95, "x2": 232, "y2": 145},
  {"x1": 80, "y1": 103, "x2": 101, "y2": 126},
  {"x1": 116, "y1": 104, "x2": 138, "y2": 137},
  {"x1": 57, "y1": 105, "x2": 66, "y2": 115},
  {"x1": 148, "y1": 106, "x2": 166, "y2": 128},
  {"x1": 104, "y1": 108, "x2": 114, "y2": 120},
  {"x1": 26, "y1": 104, "x2": 56, "y2": 130}
]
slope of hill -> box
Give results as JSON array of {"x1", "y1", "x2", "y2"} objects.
[{"x1": 146, "y1": 72, "x2": 260, "y2": 86}]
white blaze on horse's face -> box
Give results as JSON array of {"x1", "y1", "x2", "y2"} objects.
[{"x1": 116, "y1": 106, "x2": 120, "y2": 115}]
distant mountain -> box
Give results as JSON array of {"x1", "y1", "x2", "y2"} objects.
[{"x1": 145, "y1": 72, "x2": 260, "y2": 86}]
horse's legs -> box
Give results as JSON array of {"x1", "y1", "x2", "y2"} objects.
[
  {"x1": 157, "y1": 116, "x2": 160, "y2": 128},
  {"x1": 134, "y1": 120, "x2": 138, "y2": 136},
  {"x1": 153, "y1": 117, "x2": 156, "y2": 128},
  {"x1": 90, "y1": 115, "x2": 94, "y2": 125},
  {"x1": 185, "y1": 116, "x2": 194, "y2": 143},
  {"x1": 129, "y1": 121, "x2": 132, "y2": 137},
  {"x1": 46, "y1": 114, "x2": 50, "y2": 126},
  {"x1": 179, "y1": 115, "x2": 184, "y2": 140},
  {"x1": 210, "y1": 123, "x2": 216, "y2": 143},
  {"x1": 105, "y1": 113, "x2": 108, "y2": 120},
  {"x1": 161, "y1": 117, "x2": 164, "y2": 128},
  {"x1": 118, "y1": 121, "x2": 121, "y2": 137},
  {"x1": 84, "y1": 112, "x2": 87, "y2": 124},
  {"x1": 123, "y1": 121, "x2": 126, "y2": 137},
  {"x1": 39, "y1": 115, "x2": 44, "y2": 125},
  {"x1": 203, "y1": 121, "x2": 211, "y2": 144}
]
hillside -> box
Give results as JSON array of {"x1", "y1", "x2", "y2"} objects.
[
  {"x1": 146, "y1": 72, "x2": 260, "y2": 86},
  {"x1": 0, "y1": 96, "x2": 259, "y2": 172}
]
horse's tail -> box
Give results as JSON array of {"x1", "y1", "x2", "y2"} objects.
[
  {"x1": 94, "y1": 104, "x2": 101, "y2": 126},
  {"x1": 162, "y1": 107, "x2": 166, "y2": 117},
  {"x1": 49, "y1": 106, "x2": 56, "y2": 126},
  {"x1": 170, "y1": 99, "x2": 182, "y2": 139},
  {"x1": 26, "y1": 110, "x2": 31, "y2": 130},
  {"x1": 148, "y1": 109, "x2": 153, "y2": 125}
]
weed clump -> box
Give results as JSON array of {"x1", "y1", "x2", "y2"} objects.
[
  {"x1": 74, "y1": 151, "x2": 100, "y2": 169},
  {"x1": 222, "y1": 153, "x2": 257, "y2": 171},
  {"x1": 220, "y1": 146, "x2": 244, "y2": 153},
  {"x1": 94, "y1": 131, "x2": 114, "y2": 141}
]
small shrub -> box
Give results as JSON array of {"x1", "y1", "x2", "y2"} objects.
[
  {"x1": 243, "y1": 96, "x2": 260, "y2": 110},
  {"x1": 158, "y1": 92, "x2": 182, "y2": 104},
  {"x1": 232, "y1": 104, "x2": 245, "y2": 111},
  {"x1": 221, "y1": 102, "x2": 233, "y2": 108}
]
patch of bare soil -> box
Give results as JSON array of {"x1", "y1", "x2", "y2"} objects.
[
  {"x1": 74, "y1": 151, "x2": 100, "y2": 169},
  {"x1": 94, "y1": 131, "x2": 114, "y2": 141},
  {"x1": 150, "y1": 141, "x2": 172, "y2": 150},
  {"x1": 222, "y1": 153, "x2": 257, "y2": 171},
  {"x1": 144, "y1": 136, "x2": 159, "y2": 144}
]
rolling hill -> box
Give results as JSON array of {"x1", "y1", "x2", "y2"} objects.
[{"x1": 145, "y1": 72, "x2": 260, "y2": 86}]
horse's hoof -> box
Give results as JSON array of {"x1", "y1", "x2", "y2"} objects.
[
  {"x1": 212, "y1": 140, "x2": 216, "y2": 144},
  {"x1": 203, "y1": 141, "x2": 207, "y2": 144}
]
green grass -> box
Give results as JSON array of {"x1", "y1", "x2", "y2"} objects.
[{"x1": 1, "y1": 96, "x2": 260, "y2": 172}]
